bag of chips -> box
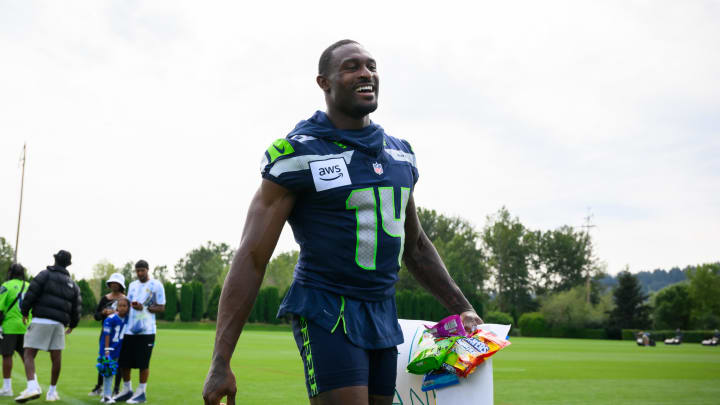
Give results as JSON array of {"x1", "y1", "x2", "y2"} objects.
[
  {"x1": 407, "y1": 335, "x2": 459, "y2": 375},
  {"x1": 442, "y1": 329, "x2": 511, "y2": 377},
  {"x1": 422, "y1": 369, "x2": 460, "y2": 391},
  {"x1": 471, "y1": 329, "x2": 511, "y2": 359}
]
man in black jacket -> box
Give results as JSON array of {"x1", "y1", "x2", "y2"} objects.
[{"x1": 15, "y1": 250, "x2": 81, "y2": 403}]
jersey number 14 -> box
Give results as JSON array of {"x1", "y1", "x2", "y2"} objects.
[{"x1": 346, "y1": 187, "x2": 410, "y2": 270}]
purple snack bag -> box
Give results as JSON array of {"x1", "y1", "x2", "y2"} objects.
[{"x1": 424, "y1": 315, "x2": 468, "y2": 338}]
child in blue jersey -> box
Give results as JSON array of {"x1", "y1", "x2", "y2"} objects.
[{"x1": 98, "y1": 298, "x2": 129, "y2": 403}]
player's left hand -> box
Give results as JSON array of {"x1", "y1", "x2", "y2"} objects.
[{"x1": 460, "y1": 310, "x2": 483, "y2": 334}]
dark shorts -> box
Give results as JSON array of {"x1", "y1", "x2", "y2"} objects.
[
  {"x1": 118, "y1": 334, "x2": 155, "y2": 369},
  {"x1": 291, "y1": 316, "x2": 397, "y2": 398},
  {"x1": 1, "y1": 333, "x2": 24, "y2": 357}
]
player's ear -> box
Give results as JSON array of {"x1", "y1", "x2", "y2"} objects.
[{"x1": 317, "y1": 75, "x2": 330, "y2": 93}]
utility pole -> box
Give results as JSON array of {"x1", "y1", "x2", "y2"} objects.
[
  {"x1": 14, "y1": 143, "x2": 26, "y2": 262},
  {"x1": 581, "y1": 210, "x2": 596, "y2": 304}
]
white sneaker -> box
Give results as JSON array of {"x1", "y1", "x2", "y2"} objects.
[
  {"x1": 102, "y1": 396, "x2": 117, "y2": 403},
  {"x1": 45, "y1": 391, "x2": 60, "y2": 401},
  {"x1": 14, "y1": 387, "x2": 41, "y2": 403},
  {"x1": 0, "y1": 387, "x2": 13, "y2": 396}
]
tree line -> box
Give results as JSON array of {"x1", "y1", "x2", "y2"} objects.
[
  {"x1": 599, "y1": 267, "x2": 687, "y2": 294},
  {"x1": 2, "y1": 205, "x2": 718, "y2": 335}
]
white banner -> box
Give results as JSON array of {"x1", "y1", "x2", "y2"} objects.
[{"x1": 394, "y1": 319, "x2": 511, "y2": 405}]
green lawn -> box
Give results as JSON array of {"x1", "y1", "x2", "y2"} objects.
[
  {"x1": 7, "y1": 328, "x2": 719, "y2": 404},
  {"x1": 494, "y1": 337, "x2": 720, "y2": 405}
]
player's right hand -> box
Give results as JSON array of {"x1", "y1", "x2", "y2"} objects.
[{"x1": 203, "y1": 361, "x2": 236, "y2": 405}]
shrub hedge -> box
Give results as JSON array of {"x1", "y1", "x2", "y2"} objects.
[
  {"x1": 518, "y1": 312, "x2": 609, "y2": 339},
  {"x1": 180, "y1": 283, "x2": 193, "y2": 322},
  {"x1": 485, "y1": 311, "x2": 513, "y2": 325},
  {"x1": 191, "y1": 282, "x2": 204, "y2": 321},
  {"x1": 621, "y1": 329, "x2": 717, "y2": 343},
  {"x1": 163, "y1": 282, "x2": 178, "y2": 321},
  {"x1": 518, "y1": 312, "x2": 547, "y2": 336},
  {"x1": 250, "y1": 286, "x2": 282, "y2": 324},
  {"x1": 206, "y1": 285, "x2": 222, "y2": 321}
]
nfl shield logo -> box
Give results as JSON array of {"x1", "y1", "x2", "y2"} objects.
[{"x1": 373, "y1": 162, "x2": 383, "y2": 175}]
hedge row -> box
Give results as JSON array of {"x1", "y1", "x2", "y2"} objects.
[
  {"x1": 518, "y1": 312, "x2": 609, "y2": 339},
  {"x1": 396, "y1": 290, "x2": 450, "y2": 322},
  {"x1": 621, "y1": 329, "x2": 717, "y2": 343},
  {"x1": 248, "y1": 286, "x2": 282, "y2": 324}
]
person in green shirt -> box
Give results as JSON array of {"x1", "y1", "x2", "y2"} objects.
[{"x1": 0, "y1": 263, "x2": 31, "y2": 397}]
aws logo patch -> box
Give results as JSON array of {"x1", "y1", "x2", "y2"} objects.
[{"x1": 310, "y1": 158, "x2": 351, "y2": 191}]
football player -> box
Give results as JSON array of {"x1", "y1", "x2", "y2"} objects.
[{"x1": 203, "y1": 40, "x2": 482, "y2": 405}]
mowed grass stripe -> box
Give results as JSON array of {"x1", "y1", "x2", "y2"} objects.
[
  {"x1": 6, "y1": 329, "x2": 718, "y2": 404},
  {"x1": 494, "y1": 337, "x2": 720, "y2": 405}
]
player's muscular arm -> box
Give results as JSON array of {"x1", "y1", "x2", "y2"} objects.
[
  {"x1": 402, "y1": 195, "x2": 483, "y2": 332},
  {"x1": 203, "y1": 179, "x2": 296, "y2": 405}
]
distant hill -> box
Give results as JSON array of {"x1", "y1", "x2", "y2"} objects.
[{"x1": 599, "y1": 267, "x2": 688, "y2": 295}]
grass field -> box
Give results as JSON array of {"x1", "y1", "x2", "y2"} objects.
[{"x1": 5, "y1": 327, "x2": 718, "y2": 404}]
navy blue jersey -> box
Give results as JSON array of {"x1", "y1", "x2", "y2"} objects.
[
  {"x1": 99, "y1": 313, "x2": 126, "y2": 359},
  {"x1": 262, "y1": 111, "x2": 418, "y2": 301},
  {"x1": 262, "y1": 111, "x2": 418, "y2": 349}
]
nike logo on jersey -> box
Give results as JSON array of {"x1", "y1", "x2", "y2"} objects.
[
  {"x1": 266, "y1": 138, "x2": 295, "y2": 163},
  {"x1": 310, "y1": 158, "x2": 352, "y2": 191}
]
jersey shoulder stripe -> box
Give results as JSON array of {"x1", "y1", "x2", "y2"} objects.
[
  {"x1": 268, "y1": 150, "x2": 354, "y2": 177},
  {"x1": 261, "y1": 135, "x2": 352, "y2": 175},
  {"x1": 383, "y1": 135, "x2": 417, "y2": 167}
]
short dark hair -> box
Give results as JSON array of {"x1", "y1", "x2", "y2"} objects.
[
  {"x1": 8, "y1": 263, "x2": 25, "y2": 281},
  {"x1": 117, "y1": 297, "x2": 131, "y2": 307},
  {"x1": 135, "y1": 260, "x2": 149, "y2": 270},
  {"x1": 318, "y1": 39, "x2": 360, "y2": 76}
]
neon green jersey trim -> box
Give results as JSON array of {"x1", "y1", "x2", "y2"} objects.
[{"x1": 267, "y1": 139, "x2": 295, "y2": 163}]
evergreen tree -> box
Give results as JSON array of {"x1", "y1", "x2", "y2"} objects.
[
  {"x1": 250, "y1": 288, "x2": 265, "y2": 323},
  {"x1": 180, "y1": 283, "x2": 193, "y2": 322},
  {"x1": 263, "y1": 286, "x2": 280, "y2": 324},
  {"x1": 163, "y1": 282, "x2": 178, "y2": 322},
  {"x1": 608, "y1": 270, "x2": 651, "y2": 329},
  {"x1": 483, "y1": 207, "x2": 532, "y2": 322},
  {"x1": 652, "y1": 283, "x2": 692, "y2": 329},
  {"x1": 174, "y1": 242, "x2": 233, "y2": 309},
  {"x1": 100, "y1": 278, "x2": 110, "y2": 296},
  {"x1": 262, "y1": 251, "x2": 298, "y2": 291},
  {"x1": 0, "y1": 237, "x2": 15, "y2": 277},
  {"x1": 206, "y1": 285, "x2": 222, "y2": 321},
  {"x1": 686, "y1": 263, "x2": 720, "y2": 329},
  {"x1": 78, "y1": 279, "x2": 97, "y2": 316},
  {"x1": 192, "y1": 281, "x2": 205, "y2": 321}
]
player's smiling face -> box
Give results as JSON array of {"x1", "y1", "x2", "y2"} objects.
[{"x1": 326, "y1": 44, "x2": 379, "y2": 118}]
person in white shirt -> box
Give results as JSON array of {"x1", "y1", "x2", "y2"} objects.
[{"x1": 113, "y1": 260, "x2": 165, "y2": 404}]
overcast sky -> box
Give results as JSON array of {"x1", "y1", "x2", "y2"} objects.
[{"x1": 1, "y1": 0, "x2": 718, "y2": 280}]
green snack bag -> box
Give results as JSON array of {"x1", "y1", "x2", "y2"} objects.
[{"x1": 407, "y1": 336, "x2": 459, "y2": 375}]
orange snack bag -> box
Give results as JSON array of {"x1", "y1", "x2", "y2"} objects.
[
  {"x1": 470, "y1": 329, "x2": 511, "y2": 359},
  {"x1": 442, "y1": 329, "x2": 511, "y2": 377}
]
